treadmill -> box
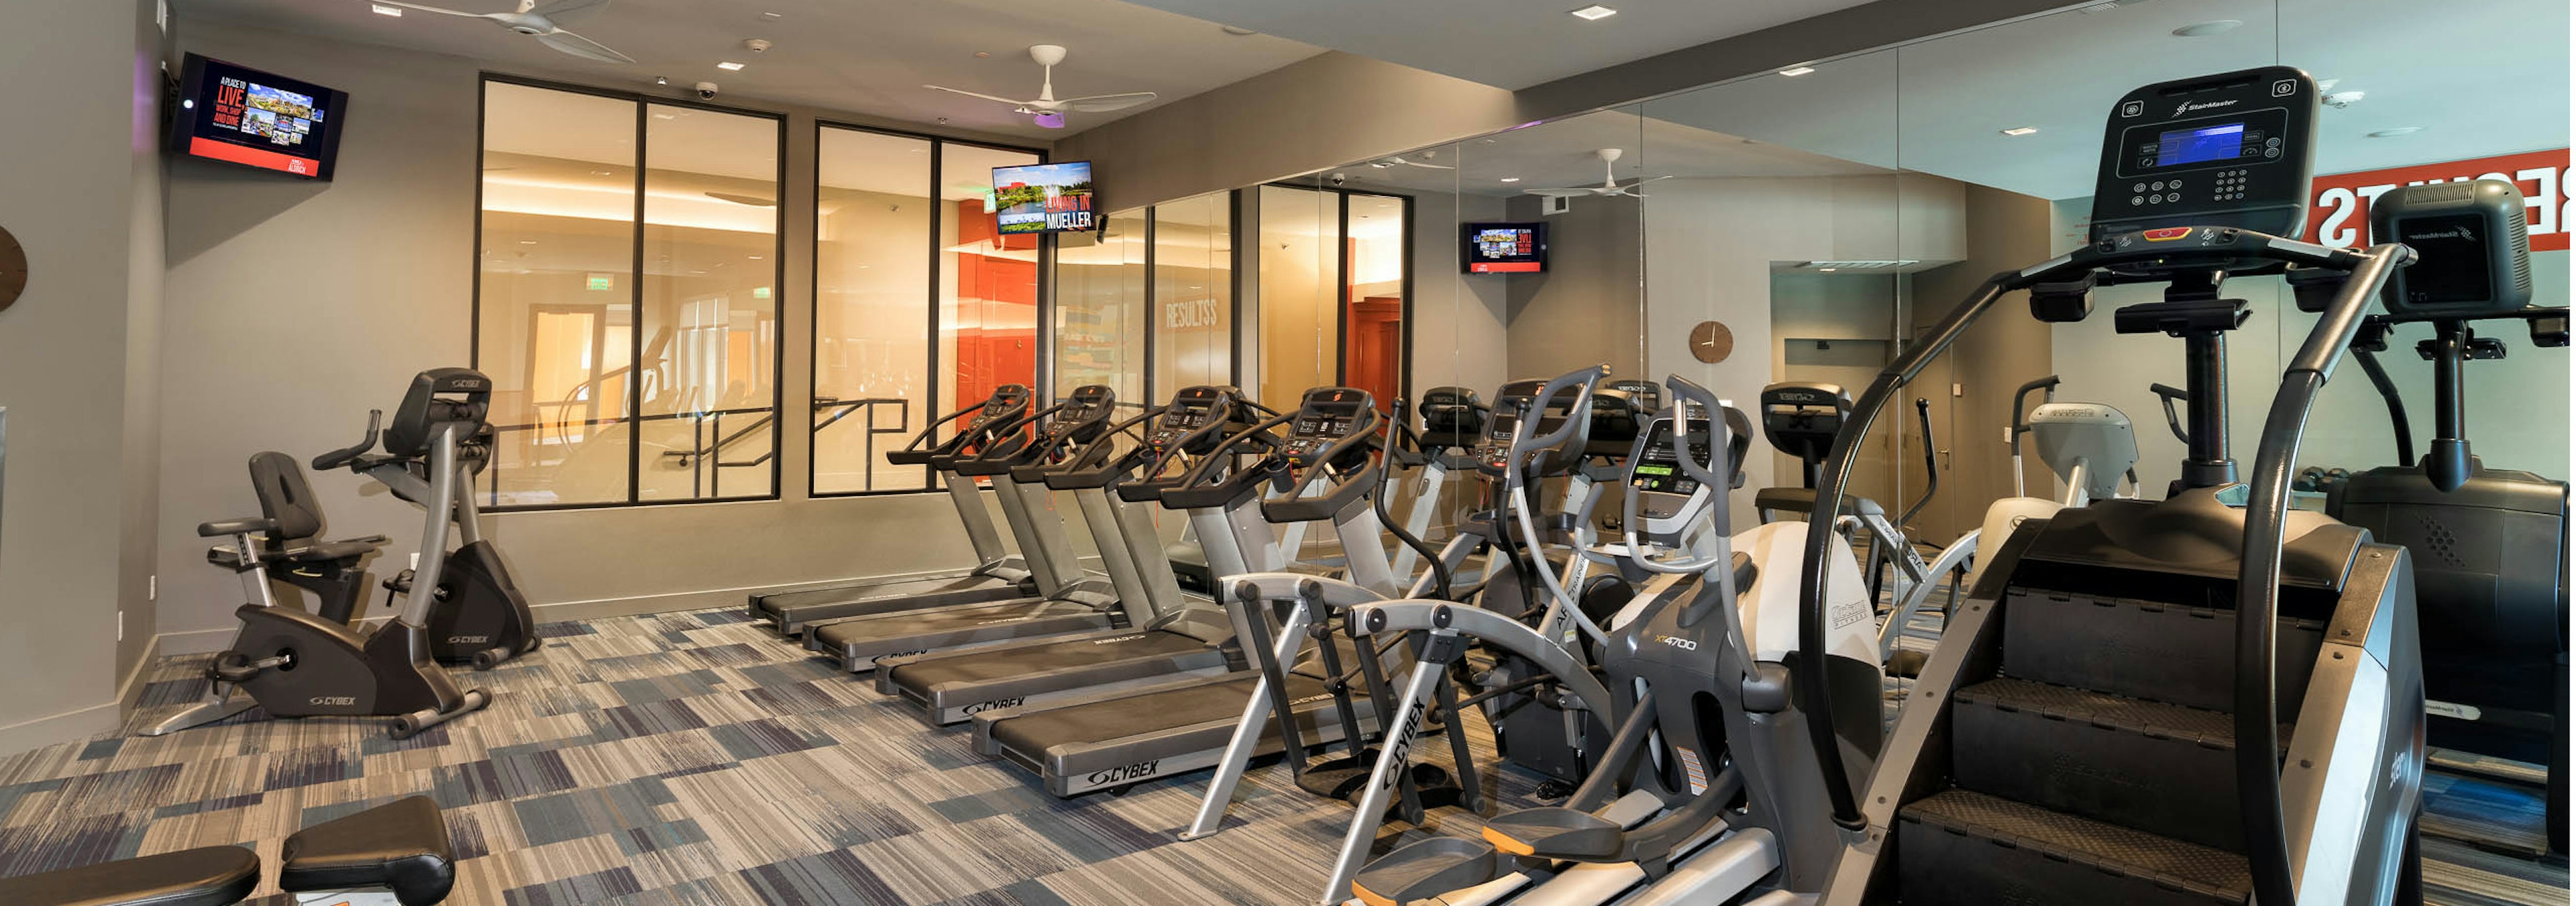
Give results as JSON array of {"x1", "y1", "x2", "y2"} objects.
[
  {"x1": 748, "y1": 385, "x2": 1060, "y2": 636},
  {"x1": 965, "y1": 388, "x2": 1436, "y2": 794},
  {"x1": 885, "y1": 387, "x2": 1392, "y2": 729},
  {"x1": 805, "y1": 386, "x2": 1228, "y2": 674}
]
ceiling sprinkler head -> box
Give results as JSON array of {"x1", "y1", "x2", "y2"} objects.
[
  {"x1": 745, "y1": 38, "x2": 772, "y2": 53},
  {"x1": 1033, "y1": 111, "x2": 1065, "y2": 129}
]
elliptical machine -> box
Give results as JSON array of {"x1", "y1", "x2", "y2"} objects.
[
  {"x1": 310, "y1": 384, "x2": 542, "y2": 670},
  {"x1": 144, "y1": 369, "x2": 499, "y2": 739}
]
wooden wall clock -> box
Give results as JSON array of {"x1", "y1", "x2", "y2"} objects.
[
  {"x1": 1688, "y1": 320, "x2": 1733, "y2": 364},
  {"x1": 0, "y1": 226, "x2": 23, "y2": 313}
]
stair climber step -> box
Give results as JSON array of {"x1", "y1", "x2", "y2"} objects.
[
  {"x1": 1999, "y1": 586, "x2": 2326, "y2": 713},
  {"x1": 1951, "y1": 678, "x2": 2273, "y2": 851},
  {"x1": 1896, "y1": 789, "x2": 2250, "y2": 906}
]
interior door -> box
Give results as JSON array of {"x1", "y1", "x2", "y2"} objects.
[{"x1": 1344, "y1": 296, "x2": 1403, "y2": 413}]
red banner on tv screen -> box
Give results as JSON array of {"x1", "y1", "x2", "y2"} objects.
[
  {"x1": 1470, "y1": 262, "x2": 1543, "y2": 273},
  {"x1": 2308, "y1": 148, "x2": 2569, "y2": 252},
  {"x1": 189, "y1": 136, "x2": 323, "y2": 178}
]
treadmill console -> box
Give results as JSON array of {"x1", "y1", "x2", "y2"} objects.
[
  {"x1": 2089, "y1": 66, "x2": 2317, "y2": 244},
  {"x1": 1144, "y1": 385, "x2": 1236, "y2": 455},
  {"x1": 963, "y1": 383, "x2": 1035, "y2": 436},
  {"x1": 1283, "y1": 387, "x2": 1375, "y2": 467},
  {"x1": 1033, "y1": 385, "x2": 1117, "y2": 448},
  {"x1": 1475, "y1": 379, "x2": 1582, "y2": 476},
  {"x1": 1417, "y1": 387, "x2": 1487, "y2": 452}
]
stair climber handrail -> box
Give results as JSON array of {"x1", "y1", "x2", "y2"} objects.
[
  {"x1": 1790, "y1": 227, "x2": 2404, "y2": 845},
  {"x1": 2233, "y1": 240, "x2": 2411, "y2": 906}
]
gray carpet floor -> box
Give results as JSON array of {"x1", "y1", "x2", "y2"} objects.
[{"x1": 0, "y1": 602, "x2": 2560, "y2": 905}]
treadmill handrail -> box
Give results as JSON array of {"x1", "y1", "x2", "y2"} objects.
[
  {"x1": 1040, "y1": 406, "x2": 1163, "y2": 490},
  {"x1": 1789, "y1": 226, "x2": 2389, "y2": 834},
  {"x1": 898, "y1": 390, "x2": 1022, "y2": 458},
  {"x1": 2233, "y1": 240, "x2": 2410, "y2": 906},
  {"x1": 1167, "y1": 411, "x2": 1295, "y2": 507}
]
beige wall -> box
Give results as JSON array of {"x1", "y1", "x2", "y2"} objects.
[
  {"x1": 1503, "y1": 195, "x2": 1645, "y2": 381},
  {"x1": 0, "y1": 0, "x2": 166, "y2": 749},
  {"x1": 1907, "y1": 184, "x2": 2057, "y2": 542},
  {"x1": 153, "y1": 20, "x2": 1047, "y2": 653}
]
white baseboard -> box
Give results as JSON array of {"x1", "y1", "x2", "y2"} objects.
[{"x1": 0, "y1": 701, "x2": 119, "y2": 757}]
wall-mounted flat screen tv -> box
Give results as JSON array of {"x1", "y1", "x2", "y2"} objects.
[
  {"x1": 1462, "y1": 222, "x2": 1547, "y2": 273},
  {"x1": 993, "y1": 161, "x2": 1095, "y2": 234},
  {"x1": 170, "y1": 54, "x2": 349, "y2": 180}
]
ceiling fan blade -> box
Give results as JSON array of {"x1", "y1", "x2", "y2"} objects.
[
  {"x1": 705, "y1": 191, "x2": 777, "y2": 207},
  {"x1": 1524, "y1": 188, "x2": 1592, "y2": 197},
  {"x1": 925, "y1": 85, "x2": 1033, "y2": 106},
  {"x1": 535, "y1": 29, "x2": 634, "y2": 63},
  {"x1": 370, "y1": 1, "x2": 490, "y2": 17},
  {"x1": 1054, "y1": 92, "x2": 1157, "y2": 113},
  {"x1": 529, "y1": 0, "x2": 608, "y2": 21}
]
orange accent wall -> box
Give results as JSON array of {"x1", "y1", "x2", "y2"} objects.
[{"x1": 952, "y1": 219, "x2": 1037, "y2": 407}]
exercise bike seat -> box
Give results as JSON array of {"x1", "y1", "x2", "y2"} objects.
[
  {"x1": 270, "y1": 536, "x2": 392, "y2": 564},
  {"x1": 1481, "y1": 807, "x2": 1627, "y2": 860},
  {"x1": 1349, "y1": 836, "x2": 1517, "y2": 906},
  {"x1": 0, "y1": 846, "x2": 258, "y2": 906},
  {"x1": 277, "y1": 796, "x2": 455, "y2": 906}
]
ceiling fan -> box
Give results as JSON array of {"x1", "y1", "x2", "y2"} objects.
[
  {"x1": 370, "y1": 0, "x2": 635, "y2": 64},
  {"x1": 925, "y1": 45, "x2": 1156, "y2": 130},
  {"x1": 1525, "y1": 148, "x2": 1670, "y2": 198},
  {"x1": 1367, "y1": 152, "x2": 1453, "y2": 170}
]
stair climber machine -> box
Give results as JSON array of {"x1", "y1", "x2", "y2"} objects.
[
  {"x1": 146, "y1": 369, "x2": 500, "y2": 739},
  {"x1": 303, "y1": 388, "x2": 543, "y2": 670},
  {"x1": 2318, "y1": 179, "x2": 2567, "y2": 852},
  {"x1": 883, "y1": 387, "x2": 1389, "y2": 727},
  {"x1": 749, "y1": 384, "x2": 1051, "y2": 636},
  {"x1": 1340, "y1": 373, "x2": 1888, "y2": 906},
  {"x1": 804, "y1": 386, "x2": 1150, "y2": 674},
  {"x1": 1755, "y1": 384, "x2": 1978, "y2": 674},
  {"x1": 971, "y1": 387, "x2": 1479, "y2": 798},
  {"x1": 1803, "y1": 68, "x2": 2425, "y2": 906}
]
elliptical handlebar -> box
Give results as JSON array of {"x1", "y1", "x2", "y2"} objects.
[
  {"x1": 1622, "y1": 375, "x2": 1731, "y2": 576},
  {"x1": 311, "y1": 410, "x2": 384, "y2": 472},
  {"x1": 1505, "y1": 365, "x2": 1607, "y2": 483},
  {"x1": 2009, "y1": 376, "x2": 2060, "y2": 454},
  {"x1": 1897, "y1": 397, "x2": 1940, "y2": 529}
]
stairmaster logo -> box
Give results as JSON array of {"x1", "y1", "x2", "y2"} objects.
[
  {"x1": 2406, "y1": 225, "x2": 2475, "y2": 244},
  {"x1": 2175, "y1": 98, "x2": 2239, "y2": 115}
]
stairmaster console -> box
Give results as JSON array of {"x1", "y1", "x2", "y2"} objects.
[{"x1": 2090, "y1": 66, "x2": 2318, "y2": 242}]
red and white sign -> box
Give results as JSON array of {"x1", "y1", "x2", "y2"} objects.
[{"x1": 2308, "y1": 148, "x2": 2571, "y2": 252}]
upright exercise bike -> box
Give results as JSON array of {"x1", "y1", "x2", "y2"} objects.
[{"x1": 144, "y1": 369, "x2": 498, "y2": 739}]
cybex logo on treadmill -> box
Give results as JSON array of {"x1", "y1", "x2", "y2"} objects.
[
  {"x1": 962, "y1": 697, "x2": 1025, "y2": 714},
  {"x1": 1655, "y1": 635, "x2": 1699, "y2": 651},
  {"x1": 1091, "y1": 634, "x2": 1146, "y2": 645},
  {"x1": 1087, "y1": 760, "x2": 1159, "y2": 785},
  {"x1": 309, "y1": 696, "x2": 357, "y2": 707},
  {"x1": 871, "y1": 650, "x2": 928, "y2": 664},
  {"x1": 2174, "y1": 99, "x2": 2239, "y2": 115},
  {"x1": 2406, "y1": 225, "x2": 2475, "y2": 244},
  {"x1": 446, "y1": 635, "x2": 490, "y2": 644}
]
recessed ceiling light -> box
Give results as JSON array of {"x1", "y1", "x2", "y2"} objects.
[
  {"x1": 1569, "y1": 5, "x2": 1617, "y2": 21},
  {"x1": 653, "y1": 112, "x2": 677, "y2": 119},
  {"x1": 370, "y1": 3, "x2": 402, "y2": 15},
  {"x1": 748, "y1": 255, "x2": 763, "y2": 260},
  {"x1": 1778, "y1": 66, "x2": 1816, "y2": 77},
  {"x1": 716, "y1": 61, "x2": 747, "y2": 71},
  {"x1": 518, "y1": 240, "x2": 537, "y2": 245},
  {"x1": 2368, "y1": 126, "x2": 2423, "y2": 138},
  {"x1": 1499, "y1": 177, "x2": 1521, "y2": 183},
  {"x1": 975, "y1": 51, "x2": 990, "y2": 58},
  {"x1": 2000, "y1": 126, "x2": 2039, "y2": 136},
  {"x1": 1817, "y1": 267, "x2": 1837, "y2": 272},
  {"x1": 760, "y1": 11, "x2": 782, "y2": 19},
  {"x1": 2171, "y1": 19, "x2": 2241, "y2": 37},
  {"x1": 2076, "y1": 1, "x2": 2118, "y2": 12},
  {"x1": 1220, "y1": 25, "x2": 1258, "y2": 36}
]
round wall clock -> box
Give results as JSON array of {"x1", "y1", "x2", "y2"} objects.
[
  {"x1": 1688, "y1": 320, "x2": 1733, "y2": 364},
  {"x1": 0, "y1": 226, "x2": 24, "y2": 313}
]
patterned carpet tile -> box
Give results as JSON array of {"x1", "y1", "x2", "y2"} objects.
[{"x1": 0, "y1": 599, "x2": 2548, "y2": 905}]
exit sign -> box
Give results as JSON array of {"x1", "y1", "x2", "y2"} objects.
[{"x1": 586, "y1": 272, "x2": 615, "y2": 291}]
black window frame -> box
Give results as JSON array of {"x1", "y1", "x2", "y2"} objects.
[{"x1": 470, "y1": 73, "x2": 790, "y2": 512}]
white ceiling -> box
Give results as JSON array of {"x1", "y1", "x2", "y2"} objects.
[
  {"x1": 1118, "y1": 0, "x2": 1878, "y2": 89},
  {"x1": 1313, "y1": 108, "x2": 1888, "y2": 199},
  {"x1": 177, "y1": 0, "x2": 1327, "y2": 140},
  {"x1": 1651, "y1": 0, "x2": 2571, "y2": 201}
]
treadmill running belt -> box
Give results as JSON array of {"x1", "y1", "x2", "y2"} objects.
[
  {"x1": 811, "y1": 597, "x2": 1057, "y2": 642},
  {"x1": 990, "y1": 672, "x2": 1339, "y2": 755},
  {"x1": 892, "y1": 631, "x2": 1212, "y2": 687}
]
